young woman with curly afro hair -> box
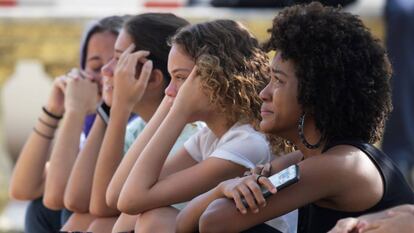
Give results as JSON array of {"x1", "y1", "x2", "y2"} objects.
[{"x1": 178, "y1": 2, "x2": 414, "y2": 233}]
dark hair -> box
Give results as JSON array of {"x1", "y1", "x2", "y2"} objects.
[
  {"x1": 170, "y1": 20, "x2": 270, "y2": 127},
  {"x1": 80, "y1": 15, "x2": 127, "y2": 69},
  {"x1": 264, "y1": 2, "x2": 392, "y2": 144},
  {"x1": 124, "y1": 13, "x2": 190, "y2": 84}
]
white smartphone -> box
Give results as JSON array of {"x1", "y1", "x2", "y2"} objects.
[{"x1": 242, "y1": 164, "x2": 300, "y2": 207}]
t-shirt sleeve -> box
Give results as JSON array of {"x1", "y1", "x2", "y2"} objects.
[
  {"x1": 123, "y1": 117, "x2": 146, "y2": 155},
  {"x1": 184, "y1": 127, "x2": 208, "y2": 162},
  {"x1": 210, "y1": 129, "x2": 271, "y2": 169},
  {"x1": 169, "y1": 122, "x2": 205, "y2": 157}
]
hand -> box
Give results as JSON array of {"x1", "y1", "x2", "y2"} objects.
[
  {"x1": 171, "y1": 66, "x2": 211, "y2": 121},
  {"x1": 244, "y1": 163, "x2": 272, "y2": 177},
  {"x1": 328, "y1": 217, "x2": 365, "y2": 233},
  {"x1": 64, "y1": 75, "x2": 99, "y2": 115},
  {"x1": 112, "y1": 44, "x2": 152, "y2": 111},
  {"x1": 359, "y1": 211, "x2": 414, "y2": 233},
  {"x1": 385, "y1": 204, "x2": 414, "y2": 215},
  {"x1": 218, "y1": 174, "x2": 277, "y2": 215},
  {"x1": 328, "y1": 205, "x2": 414, "y2": 233},
  {"x1": 45, "y1": 74, "x2": 68, "y2": 116}
]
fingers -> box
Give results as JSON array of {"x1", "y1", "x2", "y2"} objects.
[
  {"x1": 246, "y1": 179, "x2": 266, "y2": 208},
  {"x1": 328, "y1": 218, "x2": 360, "y2": 233},
  {"x1": 357, "y1": 219, "x2": 381, "y2": 232},
  {"x1": 118, "y1": 44, "x2": 135, "y2": 65},
  {"x1": 187, "y1": 65, "x2": 198, "y2": 82},
  {"x1": 258, "y1": 176, "x2": 277, "y2": 194},
  {"x1": 231, "y1": 190, "x2": 247, "y2": 214},
  {"x1": 252, "y1": 164, "x2": 264, "y2": 175},
  {"x1": 115, "y1": 49, "x2": 150, "y2": 84},
  {"x1": 243, "y1": 170, "x2": 252, "y2": 177},
  {"x1": 262, "y1": 163, "x2": 272, "y2": 176},
  {"x1": 67, "y1": 68, "x2": 85, "y2": 80},
  {"x1": 388, "y1": 204, "x2": 414, "y2": 215},
  {"x1": 137, "y1": 59, "x2": 153, "y2": 81},
  {"x1": 126, "y1": 50, "x2": 150, "y2": 72},
  {"x1": 237, "y1": 184, "x2": 258, "y2": 213},
  {"x1": 56, "y1": 76, "x2": 67, "y2": 91}
]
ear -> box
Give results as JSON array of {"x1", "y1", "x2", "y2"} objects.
[{"x1": 146, "y1": 69, "x2": 165, "y2": 90}]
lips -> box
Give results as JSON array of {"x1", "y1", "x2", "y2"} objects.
[{"x1": 260, "y1": 106, "x2": 273, "y2": 116}]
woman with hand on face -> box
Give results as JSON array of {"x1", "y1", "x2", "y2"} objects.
[
  {"x1": 61, "y1": 13, "x2": 200, "y2": 233},
  {"x1": 9, "y1": 16, "x2": 124, "y2": 233},
  {"x1": 181, "y1": 3, "x2": 414, "y2": 233},
  {"x1": 115, "y1": 19, "x2": 294, "y2": 233}
]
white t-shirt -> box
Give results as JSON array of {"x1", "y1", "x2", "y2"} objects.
[
  {"x1": 184, "y1": 123, "x2": 272, "y2": 169},
  {"x1": 184, "y1": 123, "x2": 298, "y2": 233}
]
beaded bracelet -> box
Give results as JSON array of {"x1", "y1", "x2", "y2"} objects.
[
  {"x1": 33, "y1": 127, "x2": 54, "y2": 140},
  {"x1": 42, "y1": 106, "x2": 63, "y2": 120}
]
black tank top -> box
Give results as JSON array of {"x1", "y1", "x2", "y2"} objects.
[{"x1": 297, "y1": 140, "x2": 414, "y2": 233}]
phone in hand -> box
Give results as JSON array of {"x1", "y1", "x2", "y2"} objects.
[
  {"x1": 96, "y1": 101, "x2": 111, "y2": 124},
  {"x1": 242, "y1": 164, "x2": 300, "y2": 207}
]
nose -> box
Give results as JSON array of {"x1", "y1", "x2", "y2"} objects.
[
  {"x1": 101, "y1": 59, "x2": 115, "y2": 79},
  {"x1": 165, "y1": 81, "x2": 177, "y2": 97},
  {"x1": 260, "y1": 82, "x2": 271, "y2": 102}
]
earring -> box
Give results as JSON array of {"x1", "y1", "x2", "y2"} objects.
[{"x1": 298, "y1": 113, "x2": 321, "y2": 149}]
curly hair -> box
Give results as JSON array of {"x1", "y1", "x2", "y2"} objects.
[
  {"x1": 170, "y1": 20, "x2": 270, "y2": 128},
  {"x1": 263, "y1": 2, "x2": 392, "y2": 145}
]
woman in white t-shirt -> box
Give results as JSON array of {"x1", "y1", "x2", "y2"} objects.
[{"x1": 116, "y1": 20, "x2": 288, "y2": 233}]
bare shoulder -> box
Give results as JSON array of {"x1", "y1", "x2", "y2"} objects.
[{"x1": 302, "y1": 145, "x2": 383, "y2": 211}]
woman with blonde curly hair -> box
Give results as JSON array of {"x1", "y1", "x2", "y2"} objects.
[{"x1": 115, "y1": 19, "x2": 294, "y2": 232}]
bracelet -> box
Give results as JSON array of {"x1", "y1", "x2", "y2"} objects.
[
  {"x1": 33, "y1": 127, "x2": 54, "y2": 140},
  {"x1": 38, "y1": 117, "x2": 58, "y2": 129},
  {"x1": 42, "y1": 106, "x2": 63, "y2": 120},
  {"x1": 256, "y1": 175, "x2": 265, "y2": 184}
]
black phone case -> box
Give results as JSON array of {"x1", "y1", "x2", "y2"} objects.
[{"x1": 97, "y1": 101, "x2": 111, "y2": 124}]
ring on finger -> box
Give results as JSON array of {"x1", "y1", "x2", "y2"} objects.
[{"x1": 256, "y1": 175, "x2": 265, "y2": 184}]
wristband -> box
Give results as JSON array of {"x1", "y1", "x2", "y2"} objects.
[
  {"x1": 38, "y1": 117, "x2": 58, "y2": 129},
  {"x1": 33, "y1": 127, "x2": 54, "y2": 140},
  {"x1": 42, "y1": 106, "x2": 63, "y2": 120}
]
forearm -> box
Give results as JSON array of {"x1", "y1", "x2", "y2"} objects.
[
  {"x1": 176, "y1": 187, "x2": 224, "y2": 233},
  {"x1": 10, "y1": 111, "x2": 59, "y2": 200},
  {"x1": 118, "y1": 109, "x2": 187, "y2": 213},
  {"x1": 90, "y1": 106, "x2": 129, "y2": 216},
  {"x1": 64, "y1": 117, "x2": 106, "y2": 213},
  {"x1": 107, "y1": 97, "x2": 172, "y2": 208},
  {"x1": 270, "y1": 150, "x2": 303, "y2": 174},
  {"x1": 44, "y1": 110, "x2": 85, "y2": 209}
]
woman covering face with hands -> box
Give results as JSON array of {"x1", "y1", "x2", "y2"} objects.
[
  {"x1": 9, "y1": 15, "x2": 125, "y2": 233},
  {"x1": 115, "y1": 19, "x2": 296, "y2": 233},
  {"x1": 60, "y1": 13, "x2": 201, "y2": 233}
]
